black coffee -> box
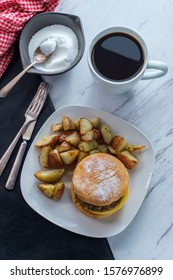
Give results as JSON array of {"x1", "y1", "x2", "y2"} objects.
[{"x1": 91, "y1": 32, "x2": 144, "y2": 81}]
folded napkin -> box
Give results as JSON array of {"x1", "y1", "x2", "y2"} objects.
[{"x1": 0, "y1": 0, "x2": 60, "y2": 78}]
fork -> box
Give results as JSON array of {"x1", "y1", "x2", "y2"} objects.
[{"x1": 0, "y1": 81, "x2": 49, "y2": 176}]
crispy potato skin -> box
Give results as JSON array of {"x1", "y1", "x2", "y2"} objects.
[
  {"x1": 117, "y1": 151, "x2": 139, "y2": 169},
  {"x1": 38, "y1": 182, "x2": 65, "y2": 200},
  {"x1": 34, "y1": 169, "x2": 65, "y2": 183},
  {"x1": 39, "y1": 146, "x2": 52, "y2": 168}
]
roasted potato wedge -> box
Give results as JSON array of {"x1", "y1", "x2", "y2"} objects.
[
  {"x1": 48, "y1": 149, "x2": 63, "y2": 168},
  {"x1": 60, "y1": 149, "x2": 79, "y2": 165},
  {"x1": 111, "y1": 135, "x2": 127, "y2": 151},
  {"x1": 35, "y1": 134, "x2": 59, "y2": 148},
  {"x1": 78, "y1": 140, "x2": 98, "y2": 152},
  {"x1": 73, "y1": 118, "x2": 80, "y2": 131},
  {"x1": 90, "y1": 117, "x2": 100, "y2": 128},
  {"x1": 76, "y1": 151, "x2": 88, "y2": 163},
  {"x1": 38, "y1": 182, "x2": 65, "y2": 200},
  {"x1": 50, "y1": 122, "x2": 63, "y2": 132},
  {"x1": 117, "y1": 150, "x2": 139, "y2": 169},
  {"x1": 80, "y1": 118, "x2": 93, "y2": 135},
  {"x1": 62, "y1": 115, "x2": 75, "y2": 130},
  {"x1": 92, "y1": 128, "x2": 102, "y2": 141},
  {"x1": 107, "y1": 145, "x2": 118, "y2": 155},
  {"x1": 58, "y1": 131, "x2": 71, "y2": 143},
  {"x1": 65, "y1": 131, "x2": 81, "y2": 146},
  {"x1": 58, "y1": 141, "x2": 72, "y2": 152},
  {"x1": 39, "y1": 146, "x2": 52, "y2": 168},
  {"x1": 101, "y1": 124, "x2": 113, "y2": 144},
  {"x1": 81, "y1": 130, "x2": 94, "y2": 141},
  {"x1": 89, "y1": 149, "x2": 100, "y2": 155},
  {"x1": 34, "y1": 169, "x2": 65, "y2": 183},
  {"x1": 98, "y1": 144, "x2": 109, "y2": 153}
]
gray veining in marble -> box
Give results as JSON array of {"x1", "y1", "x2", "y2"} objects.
[{"x1": 43, "y1": 0, "x2": 173, "y2": 259}]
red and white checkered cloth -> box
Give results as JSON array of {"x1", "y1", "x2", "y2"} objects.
[{"x1": 0, "y1": 0, "x2": 60, "y2": 77}]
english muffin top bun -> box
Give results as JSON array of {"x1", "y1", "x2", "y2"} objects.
[{"x1": 71, "y1": 153, "x2": 129, "y2": 218}]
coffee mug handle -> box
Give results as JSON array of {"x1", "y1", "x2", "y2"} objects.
[{"x1": 142, "y1": 60, "x2": 168, "y2": 80}]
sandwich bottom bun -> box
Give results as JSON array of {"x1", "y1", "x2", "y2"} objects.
[{"x1": 71, "y1": 153, "x2": 129, "y2": 218}]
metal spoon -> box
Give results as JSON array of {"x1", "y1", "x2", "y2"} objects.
[{"x1": 0, "y1": 39, "x2": 56, "y2": 98}]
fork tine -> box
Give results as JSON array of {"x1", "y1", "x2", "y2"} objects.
[
  {"x1": 25, "y1": 82, "x2": 49, "y2": 115},
  {"x1": 28, "y1": 84, "x2": 49, "y2": 116}
]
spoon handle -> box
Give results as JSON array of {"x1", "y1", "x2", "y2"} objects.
[{"x1": 0, "y1": 61, "x2": 36, "y2": 98}]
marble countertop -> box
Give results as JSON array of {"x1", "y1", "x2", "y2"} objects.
[{"x1": 44, "y1": 0, "x2": 173, "y2": 259}]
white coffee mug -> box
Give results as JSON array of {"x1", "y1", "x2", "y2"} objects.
[{"x1": 88, "y1": 26, "x2": 168, "y2": 94}]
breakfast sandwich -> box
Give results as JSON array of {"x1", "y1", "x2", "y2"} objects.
[{"x1": 71, "y1": 153, "x2": 129, "y2": 218}]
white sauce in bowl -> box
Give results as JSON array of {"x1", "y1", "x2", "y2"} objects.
[{"x1": 28, "y1": 24, "x2": 79, "y2": 73}]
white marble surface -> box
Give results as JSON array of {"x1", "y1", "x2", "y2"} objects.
[{"x1": 43, "y1": 0, "x2": 173, "y2": 259}]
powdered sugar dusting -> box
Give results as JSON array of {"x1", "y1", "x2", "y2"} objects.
[
  {"x1": 83, "y1": 157, "x2": 116, "y2": 180},
  {"x1": 92, "y1": 176, "x2": 120, "y2": 201},
  {"x1": 73, "y1": 155, "x2": 121, "y2": 202}
]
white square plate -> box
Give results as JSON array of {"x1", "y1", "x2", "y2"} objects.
[{"x1": 20, "y1": 105, "x2": 154, "y2": 238}]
